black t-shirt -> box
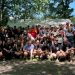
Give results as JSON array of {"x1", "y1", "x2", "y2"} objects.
[
  {"x1": 62, "y1": 42, "x2": 72, "y2": 52},
  {"x1": 0, "y1": 33, "x2": 5, "y2": 41},
  {"x1": 34, "y1": 44, "x2": 42, "y2": 49},
  {"x1": 41, "y1": 44, "x2": 50, "y2": 51},
  {"x1": 0, "y1": 44, "x2": 3, "y2": 51},
  {"x1": 50, "y1": 44, "x2": 59, "y2": 53},
  {"x1": 12, "y1": 46, "x2": 17, "y2": 52},
  {"x1": 4, "y1": 43, "x2": 12, "y2": 51}
]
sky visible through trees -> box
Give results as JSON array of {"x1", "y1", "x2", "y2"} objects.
[
  {"x1": 0, "y1": 0, "x2": 75, "y2": 26},
  {"x1": 70, "y1": 1, "x2": 75, "y2": 16}
]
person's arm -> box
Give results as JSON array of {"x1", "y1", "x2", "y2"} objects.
[
  {"x1": 67, "y1": 47, "x2": 75, "y2": 51},
  {"x1": 3, "y1": 48, "x2": 10, "y2": 53},
  {"x1": 23, "y1": 44, "x2": 27, "y2": 51},
  {"x1": 50, "y1": 45, "x2": 53, "y2": 53},
  {"x1": 30, "y1": 44, "x2": 34, "y2": 59},
  {"x1": 23, "y1": 45, "x2": 26, "y2": 51}
]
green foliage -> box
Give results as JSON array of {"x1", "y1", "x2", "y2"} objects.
[
  {"x1": 0, "y1": 0, "x2": 8, "y2": 26},
  {"x1": 55, "y1": 0, "x2": 74, "y2": 18},
  {"x1": 70, "y1": 17, "x2": 75, "y2": 23},
  {"x1": 0, "y1": 0, "x2": 74, "y2": 26}
]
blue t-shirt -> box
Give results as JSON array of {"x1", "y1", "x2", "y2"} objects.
[{"x1": 23, "y1": 44, "x2": 34, "y2": 51}]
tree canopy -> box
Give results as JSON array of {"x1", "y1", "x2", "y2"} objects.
[{"x1": 0, "y1": 0, "x2": 74, "y2": 26}]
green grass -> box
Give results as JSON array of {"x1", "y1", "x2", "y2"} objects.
[{"x1": 0, "y1": 60, "x2": 75, "y2": 75}]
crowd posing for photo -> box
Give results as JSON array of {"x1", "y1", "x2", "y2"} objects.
[{"x1": 0, "y1": 22, "x2": 75, "y2": 62}]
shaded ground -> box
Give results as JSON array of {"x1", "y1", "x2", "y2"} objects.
[{"x1": 0, "y1": 60, "x2": 75, "y2": 75}]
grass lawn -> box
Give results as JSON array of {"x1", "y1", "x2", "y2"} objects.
[{"x1": 0, "y1": 60, "x2": 75, "y2": 75}]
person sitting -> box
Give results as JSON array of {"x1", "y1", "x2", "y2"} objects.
[
  {"x1": 0, "y1": 40, "x2": 3, "y2": 60},
  {"x1": 61, "y1": 37, "x2": 74, "y2": 61},
  {"x1": 23, "y1": 40, "x2": 34, "y2": 60},
  {"x1": 50, "y1": 39, "x2": 59, "y2": 60},
  {"x1": 56, "y1": 50, "x2": 66, "y2": 61},
  {"x1": 2, "y1": 39, "x2": 13, "y2": 60}
]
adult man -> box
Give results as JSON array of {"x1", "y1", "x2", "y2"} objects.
[{"x1": 23, "y1": 40, "x2": 34, "y2": 60}]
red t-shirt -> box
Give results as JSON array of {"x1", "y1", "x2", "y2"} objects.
[{"x1": 28, "y1": 29, "x2": 37, "y2": 38}]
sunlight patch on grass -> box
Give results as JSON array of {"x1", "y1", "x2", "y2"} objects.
[{"x1": 0, "y1": 65, "x2": 13, "y2": 74}]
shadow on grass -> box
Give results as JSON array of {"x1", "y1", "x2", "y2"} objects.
[{"x1": 1, "y1": 60, "x2": 75, "y2": 75}]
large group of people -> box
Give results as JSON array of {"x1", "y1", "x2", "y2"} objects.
[{"x1": 0, "y1": 22, "x2": 75, "y2": 62}]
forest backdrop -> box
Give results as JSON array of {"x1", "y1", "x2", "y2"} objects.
[{"x1": 0, "y1": 0, "x2": 75, "y2": 26}]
